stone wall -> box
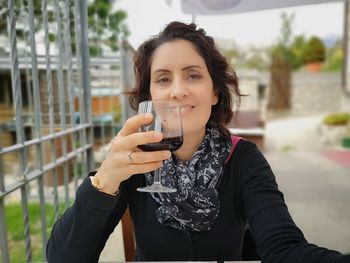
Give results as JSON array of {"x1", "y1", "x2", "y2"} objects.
[
  {"x1": 238, "y1": 70, "x2": 344, "y2": 116},
  {"x1": 292, "y1": 72, "x2": 342, "y2": 115}
]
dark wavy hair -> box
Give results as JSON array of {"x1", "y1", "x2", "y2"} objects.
[{"x1": 129, "y1": 21, "x2": 242, "y2": 136}]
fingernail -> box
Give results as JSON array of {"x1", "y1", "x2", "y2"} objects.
[{"x1": 145, "y1": 113, "x2": 153, "y2": 119}]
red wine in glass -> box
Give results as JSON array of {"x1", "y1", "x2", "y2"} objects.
[
  {"x1": 136, "y1": 100, "x2": 183, "y2": 193},
  {"x1": 138, "y1": 135, "x2": 183, "y2": 152}
]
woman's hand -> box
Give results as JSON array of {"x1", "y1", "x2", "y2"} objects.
[{"x1": 94, "y1": 113, "x2": 171, "y2": 195}]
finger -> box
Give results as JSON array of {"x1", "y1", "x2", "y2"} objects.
[
  {"x1": 118, "y1": 114, "x2": 153, "y2": 137},
  {"x1": 129, "y1": 150, "x2": 171, "y2": 164},
  {"x1": 119, "y1": 130, "x2": 163, "y2": 150},
  {"x1": 111, "y1": 129, "x2": 163, "y2": 151},
  {"x1": 131, "y1": 161, "x2": 163, "y2": 175}
]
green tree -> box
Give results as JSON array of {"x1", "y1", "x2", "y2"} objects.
[
  {"x1": 0, "y1": 0, "x2": 52, "y2": 55},
  {"x1": 0, "y1": 0, "x2": 129, "y2": 56},
  {"x1": 268, "y1": 12, "x2": 294, "y2": 111},
  {"x1": 301, "y1": 36, "x2": 326, "y2": 64},
  {"x1": 271, "y1": 12, "x2": 295, "y2": 65},
  {"x1": 87, "y1": 0, "x2": 129, "y2": 56},
  {"x1": 290, "y1": 34, "x2": 307, "y2": 69}
]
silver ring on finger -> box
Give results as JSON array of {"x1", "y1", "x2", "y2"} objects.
[{"x1": 127, "y1": 152, "x2": 134, "y2": 164}]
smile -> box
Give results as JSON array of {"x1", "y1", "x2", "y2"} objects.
[{"x1": 180, "y1": 105, "x2": 195, "y2": 115}]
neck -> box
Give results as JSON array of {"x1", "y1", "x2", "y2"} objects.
[{"x1": 174, "y1": 128, "x2": 206, "y2": 162}]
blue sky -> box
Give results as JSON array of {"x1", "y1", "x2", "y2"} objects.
[{"x1": 115, "y1": 0, "x2": 343, "y2": 49}]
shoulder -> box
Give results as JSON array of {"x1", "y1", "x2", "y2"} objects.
[
  {"x1": 227, "y1": 139, "x2": 264, "y2": 166},
  {"x1": 223, "y1": 138, "x2": 267, "y2": 187},
  {"x1": 225, "y1": 139, "x2": 275, "y2": 187}
]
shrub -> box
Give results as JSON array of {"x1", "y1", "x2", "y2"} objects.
[
  {"x1": 302, "y1": 36, "x2": 326, "y2": 64},
  {"x1": 323, "y1": 112, "x2": 350, "y2": 126}
]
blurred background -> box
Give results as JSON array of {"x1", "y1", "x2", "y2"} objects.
[{"x1": 0, "y1": 0, "x2": 349, "y2": 262}]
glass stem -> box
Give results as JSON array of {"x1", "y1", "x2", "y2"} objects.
[{"x1": 153, "y1": 163, "x2": 162, "y2": 185}]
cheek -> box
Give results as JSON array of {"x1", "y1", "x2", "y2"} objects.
[
  {"x1": 149, "y1": 86, "x2": 155, "y2": 98},
  {"x1": 150, "y1": 87, "x2": 166, "y2": 100}
]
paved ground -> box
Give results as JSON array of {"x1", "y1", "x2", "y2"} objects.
[
  {"x1": 263, "y1": 115, "x2": 350, "y2": 254},
  {"x1": 100, "y1": 114, "x2": 350, "y2": 261}
]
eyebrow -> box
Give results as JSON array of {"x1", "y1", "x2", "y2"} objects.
[
  {"x1": 182, "y1": 65, "x2": 203, "y2": 71},
  {"x1": 152, "y1": 65, "x2": 203, "y2": 74}
]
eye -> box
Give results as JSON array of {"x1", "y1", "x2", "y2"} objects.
[
  {"x1": 156, "y1": 77, "x2": 171, "y2": 84},
  {"x1": 188, "y1": 73, "x2": 201, "y2": 81}
]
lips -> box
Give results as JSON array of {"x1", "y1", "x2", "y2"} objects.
[{"x1": 180, "y1": 105, "x2": 195, "y2": 115}]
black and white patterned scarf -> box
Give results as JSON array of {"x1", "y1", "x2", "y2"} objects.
[{"x1": 145, "y1": 123, "x2": 232, "y2": 231}]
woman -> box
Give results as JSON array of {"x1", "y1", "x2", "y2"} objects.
[{"x1": 47, "y1": 21, "x2": 349, "y2": 263}]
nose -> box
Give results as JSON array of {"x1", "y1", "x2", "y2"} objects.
[{"x1": 170, "y1": 79, "x2": 188, "y2": 100}]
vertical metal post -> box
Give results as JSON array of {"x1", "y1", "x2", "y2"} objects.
[
  {"x1": 21, "y1": 1, "x2": 34, "y2": 128},
  {"x1": 342, "y1": 1, "x2": 350, "y2": 97},
  {"x1": 54, "y1": 0, "x2": 70, "y2": 208},
  {"x1": 78, "y1": 0, "x2": 94, "y2": 171},
  {"x1": 42, "y1": 0, "x2": 60, "y2": 223},
  {"x1": 120, "y1": 41, "x2": 128, "y2": 125},
  {"x1": 62, "y1": 0, "x2": 75, "y2": 207},
  {"x1": 28, "y1": 0, "x2": 43, "y2": 155},
  {"x1": 192, "y1": 14, "x2": 196, "y2": 23},
  {"x1": 27, "y1": 0, "x2": 48, "y2": 258},
  {"x1": 7, "y1": 0, "x2": 25, "y2": 147},
  {"x1": 0, "y1": 202, "x2": 9, "y2": 263},
  {"x1": 0, "y1": 29, "x2": 9, "y2": 257},
  {"x1": 7, "y1": 0, "x2": 32, "y2": 262},
  {"x1": 20, "y1": 190, "x2": 32, "y2": 263},
  {"x1": 42, "y1": 0, "x2": 55, "y2": 132},
  {"x1": 120, "y1": 40, "x2": 135, "y2": 123},
  {"x1": 72, "y1": 0, "x2": 83, "y2": 188},
  {"x1": 0, "y1": 156, "x2": 9, "y2": 263},
  {"x1": 79, "y1": 0, "x2": 91, "y2": 124}
]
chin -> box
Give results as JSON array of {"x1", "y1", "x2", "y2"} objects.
[{"x1": 182, "y1": 122, "x2": 207, "y2": 136}]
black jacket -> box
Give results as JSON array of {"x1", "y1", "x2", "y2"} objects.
[{"x1": 46, "y1": 140, "x2": 348, "y2": 263}]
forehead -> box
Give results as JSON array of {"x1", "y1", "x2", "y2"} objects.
[{"x1": 150, "y1": 39, "x2": 206, "y2": 71}]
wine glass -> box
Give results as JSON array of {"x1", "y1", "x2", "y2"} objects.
[{"x1": 137, "y1": 100, "x2": 183, "y2": 193}]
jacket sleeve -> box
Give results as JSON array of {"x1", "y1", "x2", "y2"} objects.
[
  {"x1": 46, "y1": 174, "x2": 128, "y2": 263},
  {"x1": 238, "y1": 141, "x2": 346, "y2": 263}
]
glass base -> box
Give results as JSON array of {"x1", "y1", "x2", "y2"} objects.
[{"x1": 137, "y1": 183, "x2": 177, "y2": 193}]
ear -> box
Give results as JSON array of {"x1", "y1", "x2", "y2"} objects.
[{"x1": 211, "y1": 90, "x2": 218, "y2": 105}]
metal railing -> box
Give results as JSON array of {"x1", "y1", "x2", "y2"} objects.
[{"x1": 0, "y1": 0, "x2": 95, "y2": 262}]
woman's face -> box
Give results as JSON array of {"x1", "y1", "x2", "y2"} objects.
[{"x1": 149, "y1": 39, "x2": 218, "y2": 136}]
